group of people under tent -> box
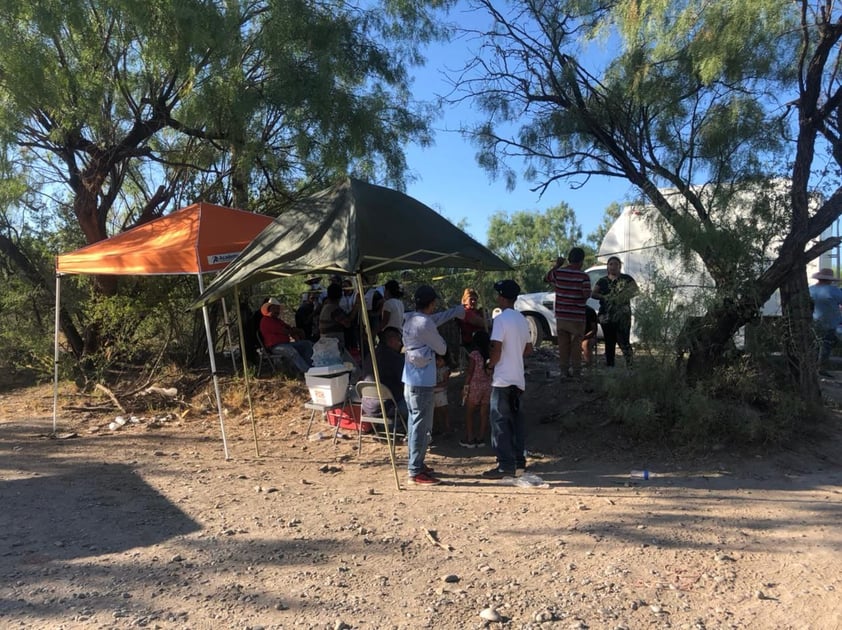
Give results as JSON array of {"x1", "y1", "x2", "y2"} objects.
[{"x1": 245, "y1": 273, "x2": 536, "y2": 485}]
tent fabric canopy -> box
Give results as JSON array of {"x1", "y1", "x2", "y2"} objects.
[
  {"x1": 56, "y1": 202, "x2": 274, "y2": 276},
  {"x1": 192, "y1": 177, "x2": 511, "y2": 308}
]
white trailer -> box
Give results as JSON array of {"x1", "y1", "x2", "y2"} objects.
[{"x1": 598, "y1": 204, "x2": 835, "y2": 316}]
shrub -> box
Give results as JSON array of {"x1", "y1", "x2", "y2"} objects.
[{"x1": 596, "y1": 356, "x2": 820, "y2": 449}]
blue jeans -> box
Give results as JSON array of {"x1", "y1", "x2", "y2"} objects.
[
  {"x1": 490, "y1": 386, "x2": 525, "y2": 473},
  {"x1": 817, "y1": 327, "x2": 838, "y2": 363},
  {"x1": 404, "y1": 385, "x2": 434, "y2": 476},
  {"x1": 270, "y1": 340, "x2": 313, "y2": 373}
]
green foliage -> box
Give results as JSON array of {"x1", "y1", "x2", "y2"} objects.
[
  {"x1": 0, "y1": 274, "x2": 53, "y2": 379},
  {"x1": 58, "y1": 275, "x2": 208, "y2": 385},
  {"x1": 486, "y1": 203, "x2": 586, "y2": 291},
  {"x1": 631, "y1": 267, "x2": 715, "y2": 354},
  {"x1": 597, "y1": 357, "x2": 814, "y2": 448},
  {"x1": 0, "y1": 0, "x2": 451, "y2": 385}
]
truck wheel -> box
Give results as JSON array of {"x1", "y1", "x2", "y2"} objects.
[{"x1": 526, "y1": 314, "x2": 544, "y2": 347}]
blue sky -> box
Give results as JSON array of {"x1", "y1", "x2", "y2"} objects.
[{"x1": 401, "y1": 11, "x2": 634, "y2": 246}]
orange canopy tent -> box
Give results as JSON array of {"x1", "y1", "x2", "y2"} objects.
[
  {"x1": 53, "y1": 202, "x2": 274, "y2": 458},
  {"x1": 56, "y1": 202, "x2": 274, "y2": 275}
]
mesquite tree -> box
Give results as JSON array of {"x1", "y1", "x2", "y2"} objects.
[
  {"x1": 0, "y1": 0, "x2": 447, "y2": 359},
  {"x1": 456, "y1": 0, "x2": 842, "y2": 403}
]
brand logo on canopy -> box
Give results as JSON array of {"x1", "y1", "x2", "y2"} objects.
[{"x1": 207, "y1": 252, "x2": 241, "y2": 265}]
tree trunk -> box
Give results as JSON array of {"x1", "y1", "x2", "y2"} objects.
[
  {"x1": 779, "y1": 271, "x2": 821, "y2": 406},
  {"x1": 683, "y1": 307, "x2": 742, "y2": 382}
]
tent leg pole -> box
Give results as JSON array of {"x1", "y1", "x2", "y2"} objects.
[
  {"x1": 235, "y1": 285, "x2": 260, "y2": 457},
  {"x1": 356, "y1": 273, "x2": 402, "y2": 491},
  {"x1": 203, "y1": 305, "x2": 230, "y2": 460},
  {"x1": 52, "y1": 275, "x2": 61, "y2": 435},
  {"x1": 197, "y1": 273, "x2": 230, "y2": 460}
]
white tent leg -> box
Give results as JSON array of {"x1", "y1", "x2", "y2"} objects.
[
  {"x1": 52, "y1": 275, "x2": 61, "y2": 435},
  {"x1": 198, "y1": 273, "x2": 230, "y2": 460},
  {"x1": 356, "y1": 273, "x2": 401, "y2": 491},
  {"x1": 235, "y1": 285, "x2": 260, "y2": 457}
]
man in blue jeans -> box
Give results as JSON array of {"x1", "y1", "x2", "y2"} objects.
[
  {"x1": 483, "y1": 279, "x2": 533, "y2": 479},
  {"x1": 402, "y1": 285, "x2": 465, "y2": 485},
  {"x1": 809, "y1": 267, "x2": 842, "y2": 376}
]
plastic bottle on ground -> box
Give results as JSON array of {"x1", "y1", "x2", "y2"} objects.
[{"x1": 630, "y1": 469, "x2": 651, "y2": 480}]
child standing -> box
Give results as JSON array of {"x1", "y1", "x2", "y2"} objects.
[
  {"x1": 460, "y1": 330, "x2": 492, "y2": 448},
  {"x1": 432, "y1": 354, "x2": 452, "y2": 435}
]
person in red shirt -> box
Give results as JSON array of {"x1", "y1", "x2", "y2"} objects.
[{"x1": 258, "y1": 298, "x2": 313, "y2": 373}]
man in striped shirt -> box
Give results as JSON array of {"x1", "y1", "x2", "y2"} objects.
[{"x1": 545, "y1": 247, "x2": 591, "y2": 377}]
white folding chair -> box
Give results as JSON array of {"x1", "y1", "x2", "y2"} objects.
[
  {"x1": 255, "y1": 332, "x2": 278, "y2": 376},
  {"x1": 354, "y1": 380, "x2": 407, "y2": 456},
  {"x1": 256, "y1": 332, "x2": 299, "y2": 377}
]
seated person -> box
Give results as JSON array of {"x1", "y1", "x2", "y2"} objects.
[
  {"x1": 259, "y1": 298, "x2": 314, "y2": 373},
  {"x1": 359, "y1": 327, "x2": 407, "y2": 419},
  {"x1": 319, "y1": 283, "x2": 354, "y2": 347}
]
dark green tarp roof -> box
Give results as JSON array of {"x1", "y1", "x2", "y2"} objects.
[{"x1": 192, "y1": 177, "x2": 511, "y2": 308}]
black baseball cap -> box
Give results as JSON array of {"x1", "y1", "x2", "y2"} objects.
[
  {"x1": 414, "y1": 285, "x2": 438, "y2": 307},
  {"x1": 494, "y1": 279, "x2": 521, "y2": 300}
]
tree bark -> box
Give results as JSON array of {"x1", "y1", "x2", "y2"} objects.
[
  {"x1": 683, "y1": 305, "x2": 742, "y2": 383},
  {"x1": 779, "y1": 270, "x2": 821, "y2": 406}
]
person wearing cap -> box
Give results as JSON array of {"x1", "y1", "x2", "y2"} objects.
[
  {"x1": 301, "y1": 277, "x2": 323, "y2": 307},
  {"x1": 259, "y1": 298, "x2": 314, "y2": 374},
  {"x1": 482, "y1": 279, "x2": 533, "y2": 479},
  {"x1": 402, "y1": 285, "x2": 466, "y2": 485},
  {"x1": 809, "y1": 268, "x2": 842, "y2": 376},
  {"x1": 545, "y1": 247, "x2": 592, "y2": 378}
]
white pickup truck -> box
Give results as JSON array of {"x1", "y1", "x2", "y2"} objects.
[{"x1": 514, "y1": 265, "x2": 606, "y2": 346}]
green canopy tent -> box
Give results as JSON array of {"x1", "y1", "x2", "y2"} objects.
[{"x1": 192, "y1": 177, "x2": 512, "y2": 487}]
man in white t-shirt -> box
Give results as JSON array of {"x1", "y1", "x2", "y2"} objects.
[{"x1": 482, "y1": 279, "x2": 533, "y2": 478}]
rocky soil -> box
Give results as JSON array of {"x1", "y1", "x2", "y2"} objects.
[{"x1": 1, "y1": 352, "x2": 841, "y2": 630}]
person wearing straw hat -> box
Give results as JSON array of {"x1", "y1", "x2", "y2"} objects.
[
  {"x1": 809, "y1": 268, "x2": 842, "y2": 376},
  {"x1": 259, "y1": 298, "x2": 313, "y2": 373}
]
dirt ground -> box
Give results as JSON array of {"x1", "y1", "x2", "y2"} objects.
[{"x1": 1, "y1": 349, "x2": 842, "y2": 630}]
